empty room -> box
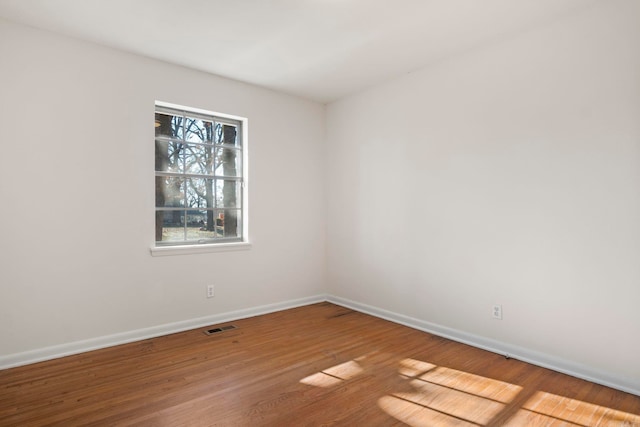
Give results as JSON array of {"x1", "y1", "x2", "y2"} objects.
[{"x1": 1, "y1": 0, "x2": 639, "y2": 425}]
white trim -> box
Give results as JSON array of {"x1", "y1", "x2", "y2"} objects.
[
  {"x1": 3, "y1": 293, "x2": 638, "y2": 397},
  {"x1": 155, "y1": 100, "x2": 245, "y2": 123},
  {"x1": 326, "y1": 295, "x2": 640, "y2": 397},
  {"x1": 150, "y1": 241, "x2": 251, "y2": 256},
  {"x1": 0, "y1": 294, "x2": 326, "y2": 370}
]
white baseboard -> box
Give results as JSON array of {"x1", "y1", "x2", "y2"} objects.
[
  {"x1": 0, "y1": 294, "x2": 327, "y2": 370},
  {"x1": 326, "y1": 295, "x2": 640, "y2": 397},
  {"x1": 3, "y1": 293, "x2": 638, "y2": 397}
]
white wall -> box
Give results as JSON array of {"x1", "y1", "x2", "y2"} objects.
[
  {"x1": 327, "y1": 0, "x2": 640, "y2": 389},
  {"x1": 0, "y1": 18, "x2": 326, "y2": 358}
]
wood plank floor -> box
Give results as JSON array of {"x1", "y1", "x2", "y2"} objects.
[{"x1": 1, "y1": 302, "x2": 639, "y2": 426}]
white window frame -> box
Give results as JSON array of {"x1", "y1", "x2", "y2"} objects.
[{"x1": 150, "y1": 101, "x2": 250, "y2": 256}]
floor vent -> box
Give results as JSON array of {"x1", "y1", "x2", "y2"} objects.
[{"x1": 204, "y1": 325, "x2": 237, "y2": 336}]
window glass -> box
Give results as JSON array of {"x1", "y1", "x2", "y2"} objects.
[{"x1": 155, "y1": 105, "x2": 245, "y2": 246}]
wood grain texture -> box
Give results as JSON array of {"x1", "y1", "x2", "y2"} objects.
[{"x1": 1, "y1": 302, "x2": 639, "y2": 426}]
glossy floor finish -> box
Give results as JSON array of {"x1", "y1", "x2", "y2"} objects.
[{"x1": 1, "y1": 302, "x2": 639, "y2": 426}]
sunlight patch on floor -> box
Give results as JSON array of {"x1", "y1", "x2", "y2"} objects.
[
  {"x1": 299, "y1": 356, "x2": 638, "y2": 427},
  {"x1": 299, "y1": 360, "x2": 364, "y2": 388},
  {"x1": 378, "y1": 394, "x2": 483, "y2": 427},
  {"x1": 397, "y1": 358, "x2": 438, "y2": 377},
  {"x1": 504, "y1": 391, "x2": 640, "y2": 427},
  {"x1": 378, "y1": 358, "x2": 523, "y2": 426},
  {"x1": 405, "y1": 361, "x2": 522, "y2": 404}
]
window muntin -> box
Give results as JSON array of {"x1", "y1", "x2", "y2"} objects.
[{"x1": 154, "y1": 105, "x2": 244, "y2": 246}]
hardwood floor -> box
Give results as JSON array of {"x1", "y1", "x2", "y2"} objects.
[{"x1": 1, "y1": 302, "x2": 639, "y2": 426}]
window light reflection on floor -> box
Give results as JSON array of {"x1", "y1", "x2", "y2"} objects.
[
  {"x1": 378, "y1": 358, "x2": 522, "y2": 426},
  {"x1": 299, "y1": 356, "x2": 639, "y2": 426},
  {"x1": 299, "y1": 360, "x2": 364, "y2": 388},
  {"x1": 505, "y1": 391, "x2": 640, "y2": 426}
]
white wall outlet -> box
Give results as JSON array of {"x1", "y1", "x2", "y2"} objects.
[
  {"x1": 492, "y1": 304, "x2": 503, "y2": 320},
  {"x1": 207, "y1": 285, "x2": 215, "y2": 298}
]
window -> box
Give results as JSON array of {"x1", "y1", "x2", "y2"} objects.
[{"x1": 154, "y1": 103, "x2": 246, "y2": 247}]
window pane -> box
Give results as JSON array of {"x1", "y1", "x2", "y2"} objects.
[
  {"x1": 218, "y1": 209, "x2": 241, "y2": 238},
  {"x1": 215, "y1": 123, "x2": 240, "y2": 146},
  {"x1": 184, "y1": 117, "x2": 214, "y2": 143},
  {"x1": 155, "y1": 112, "x2": 183, "y2": 139},
  {"x1": 186, "y1": 178, "x2": 215, "y2": 209},
  {"x1": 156, "y1": 210, "x2": 185, "y2": 242},
  {"x1": 168, "y1": 142, "x2": 185, "y2": 172},
  {"x1": 155, "y1": 140, "x2": 184, "y2": 172},
  {"x1": 156, "y1": 176, "x2": 185, "y2": 207},
  {"x1": 183, "y1": 144, "x2": 214, "y2": 175},
  {"x1": 185, "y1": 210, "x2": 217, "y2": 240},
  {"x1": 214, "y1": 147, "x2": 242, "y2": 177},
  {"x1": 216, "y1": 180, "x2": 241, "y2": 208}
]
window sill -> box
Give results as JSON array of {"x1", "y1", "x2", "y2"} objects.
[{"x1": 150, "y1": 242, "x2": 252, "y2": 257}]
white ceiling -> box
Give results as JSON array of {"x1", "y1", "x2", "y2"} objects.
[{"x1": 0, "y1": 0, "x2": 598, "y2": 103}]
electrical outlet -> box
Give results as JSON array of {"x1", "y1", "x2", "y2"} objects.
[
  {"x1": 207, "y1": 285, "x2": 215, "y2": 298},
  {"x1": 492, "y1": 304, "x2": 503, "y2": 320}
]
